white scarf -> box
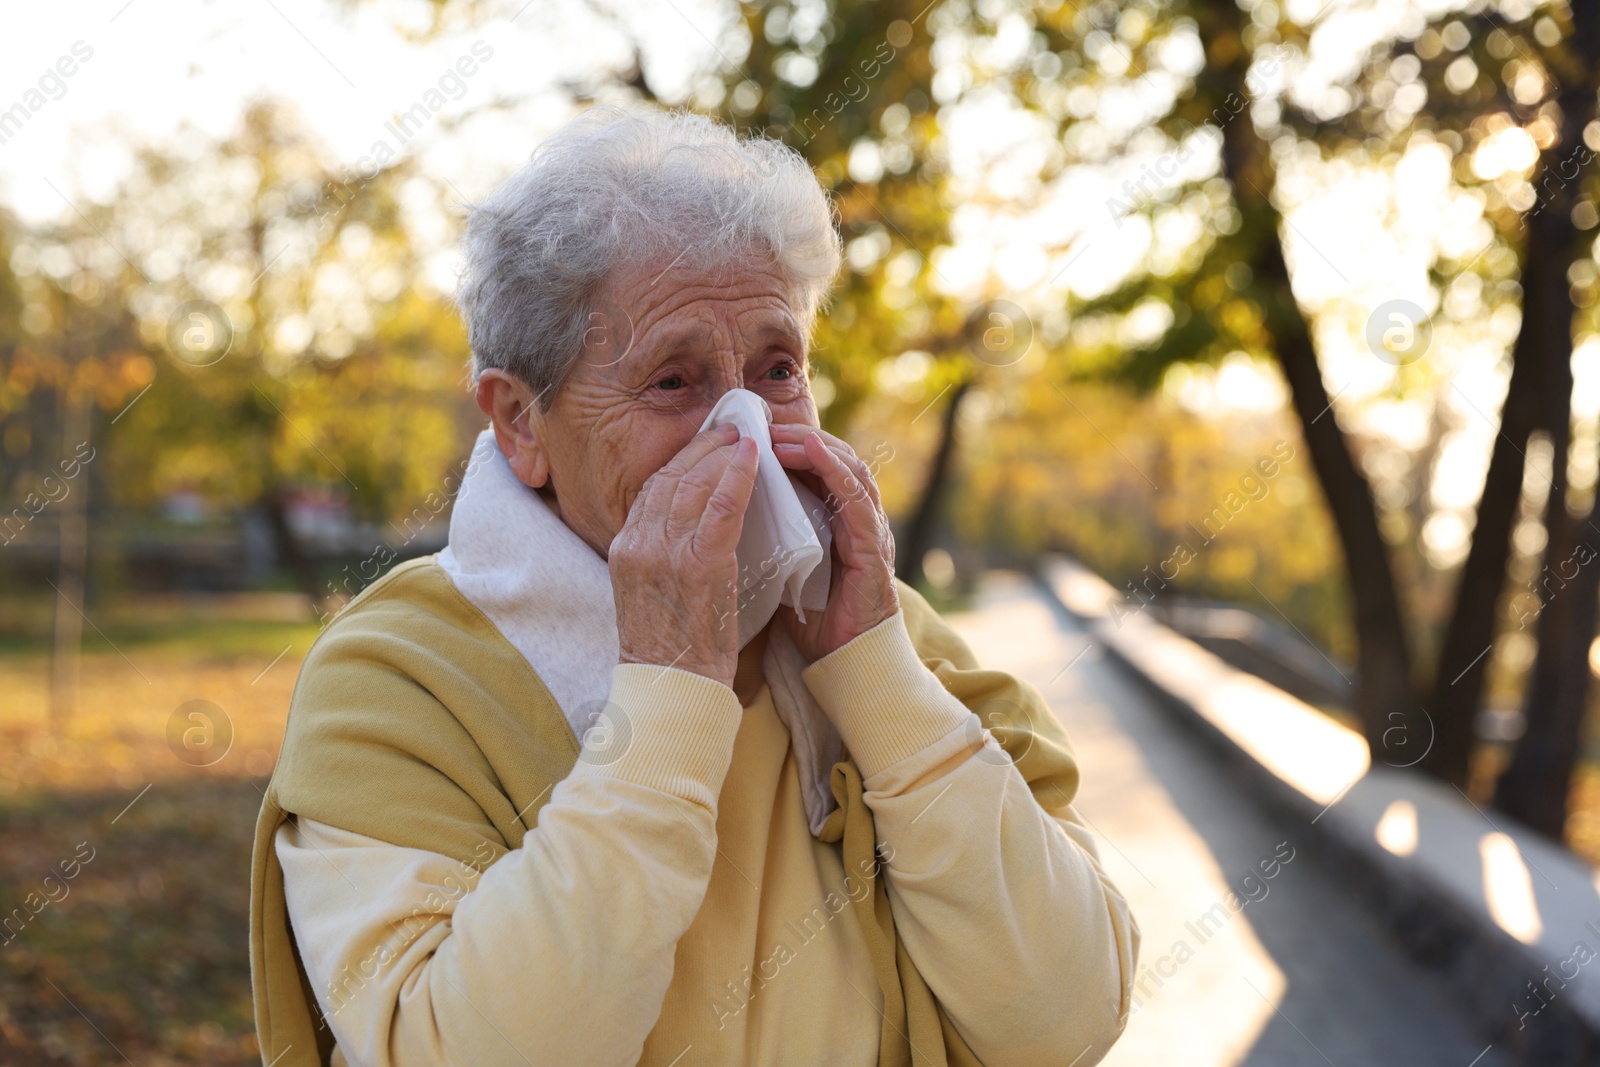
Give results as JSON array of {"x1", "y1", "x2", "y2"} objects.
[{"x1": 438, "y1": 416, "x2": 843, "y2": 834}]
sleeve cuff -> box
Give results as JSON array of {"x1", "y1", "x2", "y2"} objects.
[
  {"x1": 566, "y1": 663, "x2": 744, "y2": 811},
  {"x1": 800, "y1": 610, "x2": 973, "y2": 779}
]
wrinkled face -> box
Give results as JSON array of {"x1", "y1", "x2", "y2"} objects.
[{"x1": 487, "y1": 249, "x2": 818, "y2": 558}]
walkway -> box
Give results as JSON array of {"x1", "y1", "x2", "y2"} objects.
[{"x1": 944, "y1": 572, "x2": 1506, "y2": 1067}]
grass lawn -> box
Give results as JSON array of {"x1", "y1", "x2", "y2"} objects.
[{"x1": 0, "y1": 597, "x2": 319, "y2": 1065}]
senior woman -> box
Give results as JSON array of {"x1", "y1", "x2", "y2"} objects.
[{"x1": 250, "y1": 106, "x2": 1137, "y2": 1067}]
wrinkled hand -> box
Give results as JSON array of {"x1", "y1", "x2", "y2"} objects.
[
  {"x1": 610, "y1": 424, "x2": 759, "y2": 688},
  {"x1": 768, "y1": 424, "x2": 899, "y2": 661}
]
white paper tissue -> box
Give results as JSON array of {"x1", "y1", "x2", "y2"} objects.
[{"x1": 698, "y1": 389, "x2": 833, "y2": 648}]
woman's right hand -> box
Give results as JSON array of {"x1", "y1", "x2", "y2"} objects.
[{"x1": 609, "y1": 423, "x2": 759, "y2": 688}]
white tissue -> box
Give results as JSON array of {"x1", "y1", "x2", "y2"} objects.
[{"x1": 699, "y1": 389, "x2": 833, "y2": 648}]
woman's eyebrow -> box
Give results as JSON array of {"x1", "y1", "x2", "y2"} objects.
[
  {"x1": 744, "y1": 319, "x2": 805, "y2": 355},
  {"x1": 621, "y1": 322, "x2": 711, "y2": 378}
]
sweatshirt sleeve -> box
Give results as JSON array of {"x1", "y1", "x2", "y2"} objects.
[
  {"x1": 276, "y1": 662, "x2": 742, "y2": 1067},
  {"x1": 802, "y1": 609, "x2": 1140, "y2": 1067}
]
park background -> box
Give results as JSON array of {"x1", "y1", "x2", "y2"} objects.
[{"x1": 3, "y1": 0, "x2": 1600, "y2": 1062}]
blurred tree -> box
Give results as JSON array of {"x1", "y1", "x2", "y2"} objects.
[
  {"x1": 0, "y1": 207, "x2": 29, "y2": 504},
  {"x1": 2, "y1": 199, "x2": 152, "y2": 729},
  {"x1": 952, "y1": 0, "x2": 1416, "y2": 753},
  {"x1": 1268, "y1": 1, "x2": 1600, "y2": 797},
  {"x1": 1488, "y1": 6, "x2": 1600, "y2": 837},
  {"x1": 1241, "y1": 0, "x2": 1600, "y2": 818},
  {"x1": 1028, "y1": 0, "x2": 1600, "y2": 828},
  {"x1": 77, "y1": 101, "x2": 476, "y2": 602},
  {"x1": 1203, "y1": 0, "x2": 1415, "y2": 756}
]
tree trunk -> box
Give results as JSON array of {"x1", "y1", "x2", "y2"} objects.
[
  {"x1": 49, "y1": 387, "x2": 91, "y2": 735},
  {"x1": 1491, "y1": 2, "x2": 1600, "y2": 829},
  {"x1": 1496, "y1": 484, "x2": 1600, "y2": 836},
  {"x1": 1492, "y1": 314, "x2": 1582, "y2": 837},
  {"x1": 1256, "y1": 234, "x2": 1416, "y2": 754},
  {"x1": 1422, "y1": 2, "x2": 1598, "y2": 785},
  {"x1": 1490, "y1": 259, "x2": 1576, "y2": 836},
  {"x1": 262, "y1": 487, "x2": 322, "y2": 599},
  {"x1": 1421, "y1": 303, "x2": 1555, "y2": 785},
  {"x1": 1200, "y1": 0, "x2": 1415, "y2": 752},
  {"x1": 895, "y1": 377, "x2": 973, "y2": 587}
]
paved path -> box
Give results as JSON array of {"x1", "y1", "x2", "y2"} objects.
[{"x1": 944, "y1": 572, "x2": 1507, "y2": 1067}]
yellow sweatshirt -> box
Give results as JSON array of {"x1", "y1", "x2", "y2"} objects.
[{"x1": 250, "y1": 558, "x2": 1137, "y2": 1066}]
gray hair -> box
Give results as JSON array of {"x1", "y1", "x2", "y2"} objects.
[{"x1": 457, "y1": 106, "x2": 842, "y2": 409}]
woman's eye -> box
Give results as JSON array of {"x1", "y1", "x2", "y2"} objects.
[
  {"x1": 765, "y1": 360, "x2": 797, "y2": 381},
  {"x1": 656, "y1": 375, "x2": 685, "y2": 391}
]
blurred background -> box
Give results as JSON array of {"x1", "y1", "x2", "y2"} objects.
[{"x1": 3, "y1": 0, "x2": 1599, "y2": 1063}]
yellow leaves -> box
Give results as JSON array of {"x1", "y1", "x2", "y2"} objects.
[
  {"x1": 83, "y1": 350, "x2": 157, "y2": 412},
  {"x1": 1220, "y1": 297, "x2": 1263, "y2": 342},
  {"x1": 1194, "y1": 273, "x2": 1228, "y2": 308},
  {"x1": 1208, "y1": 543, "x2": 1258, "y2": 584},
  {"x1": 5, "y1": 353, "x2": 38, "y2": 395},
  {"x1": 896, "y1": 376, "x2": 1348, "y2": 657},
  {"x1": 3, "y1": 345, "x2": 155, "y2": 416},
  {"x1": 121, "y1": 353, "x2": 155, "y2": 388}
]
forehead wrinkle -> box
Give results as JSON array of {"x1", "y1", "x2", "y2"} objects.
[
  {"x1": 624, "y1": 297, "x2": 783, "y2": 379},
  {"x1": 600, "y1": 254, "x2": 798, "y2": 385},
  {"x1": 618, "y1": 254, "x2": 787, "y2": 318}
]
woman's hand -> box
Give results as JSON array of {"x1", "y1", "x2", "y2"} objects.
[
  {"x1": 610, "y1": 423, "x2": 760, "y2": 688},
  {"x1": 768, "y1": 424, "x2": 899, "y2": 661}
]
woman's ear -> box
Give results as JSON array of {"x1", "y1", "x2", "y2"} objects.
[{"x1": 476, "y1": 369, "x2": 552, "y2": 489}]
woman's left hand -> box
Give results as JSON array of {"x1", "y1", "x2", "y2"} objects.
[{"x1": 768, "y1": 424, "x2": 899, "y2": 661}]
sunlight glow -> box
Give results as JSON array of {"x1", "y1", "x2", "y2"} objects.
[
  {"x1": 1480, "y1": 832, "x2": 1543, "y2": 945},
  {"x1": 1375, "y1": 799, "x2": 1418, "y2": 857},
  {"x1": 1471, "y1": 124, "x2": 1538, "y2": 181}
]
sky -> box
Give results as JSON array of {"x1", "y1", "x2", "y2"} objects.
[{"x1": 0, "y1": 0, "x2": 725, "y2": 221}]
